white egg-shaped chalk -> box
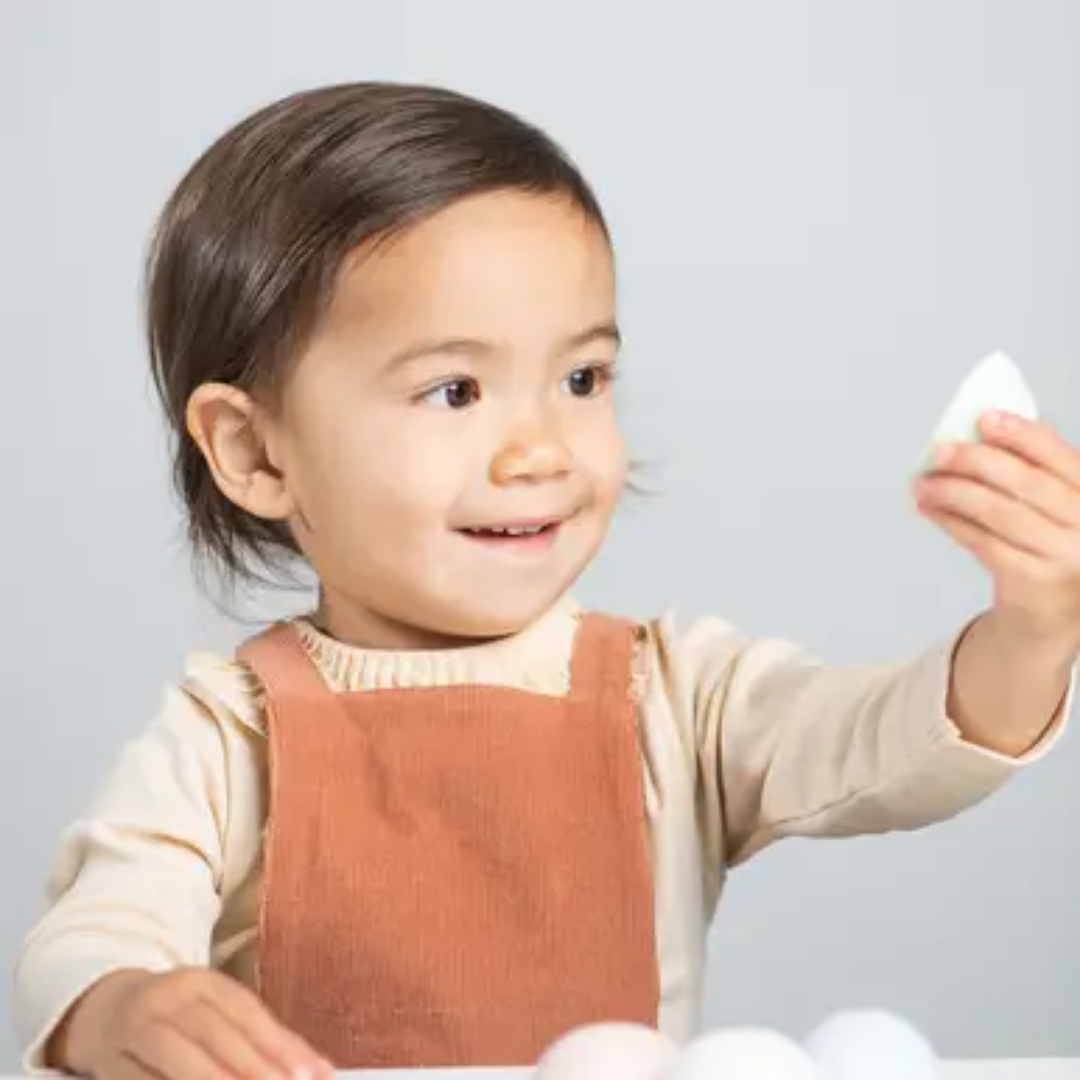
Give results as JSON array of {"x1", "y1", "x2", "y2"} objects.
[
  {"x1": 664, "y1": 1027, "x2": 820, "y2": 1080},
  {"x1": 804, "y1": 1009, "x2": 938, "y2": 1080},
  {"x1": 536, "y1": 1022, "x2": 678, "y2": 1080},
  {"x1": 922, "y1": 350, "x2": 1038, "y2": 470}
]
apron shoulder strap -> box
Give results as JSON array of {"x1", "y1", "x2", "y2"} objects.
[
  {"x1": 569, "y1": 612, "x2": 642, "y2": 707},
  {"x1": 237, "y1": 622, "x2": 332, "y2": 702}
]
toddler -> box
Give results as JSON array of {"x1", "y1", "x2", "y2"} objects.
[{"x1": 15, "y1": 81, "x2": 1079, "y2": 1080}]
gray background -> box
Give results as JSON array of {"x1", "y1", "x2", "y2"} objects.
[{"x1": 1, "y1": 0, "x2": 1077, "y2": 1067}]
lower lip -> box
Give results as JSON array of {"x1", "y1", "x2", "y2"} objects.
[{"x1": 457, "y1": 525, "x2": 561, "y2": 553}]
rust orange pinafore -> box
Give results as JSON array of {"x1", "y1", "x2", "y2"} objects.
[{"x1": 236, "y1": 613, "x2": 658, "y2": 1068}]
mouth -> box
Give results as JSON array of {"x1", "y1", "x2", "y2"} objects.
[{"x1": 456, "y1": 518, "x2": 565, "y2": 551}]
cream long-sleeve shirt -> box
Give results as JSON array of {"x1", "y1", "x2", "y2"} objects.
[{"x1": 13, "y1": 596, "x2": 1067, "y2": 1071}]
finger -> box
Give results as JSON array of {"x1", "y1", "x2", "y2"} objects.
[
  {"x1": 196, "y1": 978, "x2": 333, "y2": 1080},
  {"x1": 979, "y1": 412, "x2": 1080, "y2": 491},
  {"x1": 920, "y1": 505, "x2": 1041, "y2": 579},
  {"x1": 915, "y1": 473, "x2": 1065, "y2": 559},
  {"x1": 105, "y1": 1049, "x2": 167, "y2": 1080},
  {"x1": 124, "y1": 1019, "x2": 229, "y2": 1080},
  {"x1": 179, "y1": 998, "x2": 294, "y2": 1080},
  {"x1": 929, "y1": 439, "x2": 1080, "y2": 529}
]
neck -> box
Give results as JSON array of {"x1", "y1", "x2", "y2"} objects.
[{"x1": 313, "y1": 589, "x2": 520, "y2": 652}]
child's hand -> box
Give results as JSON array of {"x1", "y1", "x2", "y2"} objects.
[
  {"x1": 915, "y1": 411, "x2": 1080, "y2": 656},
  {"x1": 51, "y1": 968, "x2": 334, "y2": 1080}
]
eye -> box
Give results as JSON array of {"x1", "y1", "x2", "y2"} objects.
[
  {"x1": 420, "y1": 377, "x2": 481, "y2": 409},
  {"x1": 562, "y1": 363, "x2": 614, "y2": 399}
]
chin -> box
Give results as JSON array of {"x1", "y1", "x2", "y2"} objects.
[
  {"x1": 439, "y1": 604, "x2": 554, "y2": 642},
  {"x1": 429, "y1": 586, "x2": 575, "y2": 643}
]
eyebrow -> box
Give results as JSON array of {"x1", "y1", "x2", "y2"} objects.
[{"x1": 381, "y1": 320, "x2": 622, "y2": 372}]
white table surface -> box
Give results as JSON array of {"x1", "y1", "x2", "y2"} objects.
[
  {"x1": 941, "y1": 1064, "x2": 1078, "y2": 1078},
  {"x1": 331, "y1": 1064, "x2": 1079, "y2": 1078},
  {"x1": 5, "y1": 1061, "x2": 1076, "y2": 1078}
]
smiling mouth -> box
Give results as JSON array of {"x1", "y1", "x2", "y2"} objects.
[
  {"x1": 456, "y1": 519, "x2": 565, "y2": 549},
  {"x1": 465, "y1": 523, "x2": 552, "y2": 537}
]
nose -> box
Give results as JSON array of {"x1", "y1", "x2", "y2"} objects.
[{"x1": 490, "y1": 415, "x2": 574, "y2": 486}]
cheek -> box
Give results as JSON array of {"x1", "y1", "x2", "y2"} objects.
[
  {"x1": 601, "y1": 455, "x2": 630, "y2": 509},
  {"x1": 574, "y1": 414, "x2": 628, "y2": 502},
  {"x1": 317, "y1": 416, "x2": 469, "y2": 526}
]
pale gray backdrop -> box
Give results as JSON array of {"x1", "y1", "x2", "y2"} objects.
[{"x1": 1, "y1": 0, "x2": 1077, "y2": 1067}]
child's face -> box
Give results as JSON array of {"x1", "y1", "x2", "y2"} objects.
[{"x1": 268, "y1": 191, "x2": 626, "y2": 647}]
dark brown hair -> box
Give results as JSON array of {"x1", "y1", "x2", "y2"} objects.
[{"x1": 146, "y1": 81, "x2": 609, "y2": 592}]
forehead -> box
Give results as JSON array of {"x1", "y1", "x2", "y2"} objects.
[{"x1": 322, "y1": 191, "x2": 615, "y2": 348}]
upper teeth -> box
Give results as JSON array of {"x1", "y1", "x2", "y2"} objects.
[{"x1": 476, "y1": 525, "x2": 545, "y2": 535}]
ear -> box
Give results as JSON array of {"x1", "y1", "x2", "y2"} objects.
[{"x1": 185, "y1": 383, "x2": 294, "y2": 522}]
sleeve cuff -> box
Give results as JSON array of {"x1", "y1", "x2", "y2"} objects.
[
  {"x1": 911, "y1": 626, "x2": 1071, "y2": 777},
  {"x1": 16, "y1": 952, "x2": 174, "y2": 1075},
  {"x1": 931, "y1": 621, "x2": 1075, "y2": 767}
]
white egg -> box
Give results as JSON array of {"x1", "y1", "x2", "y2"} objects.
[
  {"x1": 803, "y1": 1009, "x2": 938, "y2": 1080},
  {"x1": 663, "y1": 1027, "x2": 820, "y2": 1080},
  {"x1": 922, "y1": 350, "x2": 1038, "y2": 471},
  {"x1": 535, "y1": 1021, "x2": 679, "y2": 1080}
]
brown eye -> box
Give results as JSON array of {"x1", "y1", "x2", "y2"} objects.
[
  {"x1": 563, "y1": 364, "x2": 611, "y2": 398},
  {"x1": 423, "y1": 378, "x2": 481, "y2": 409}
]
